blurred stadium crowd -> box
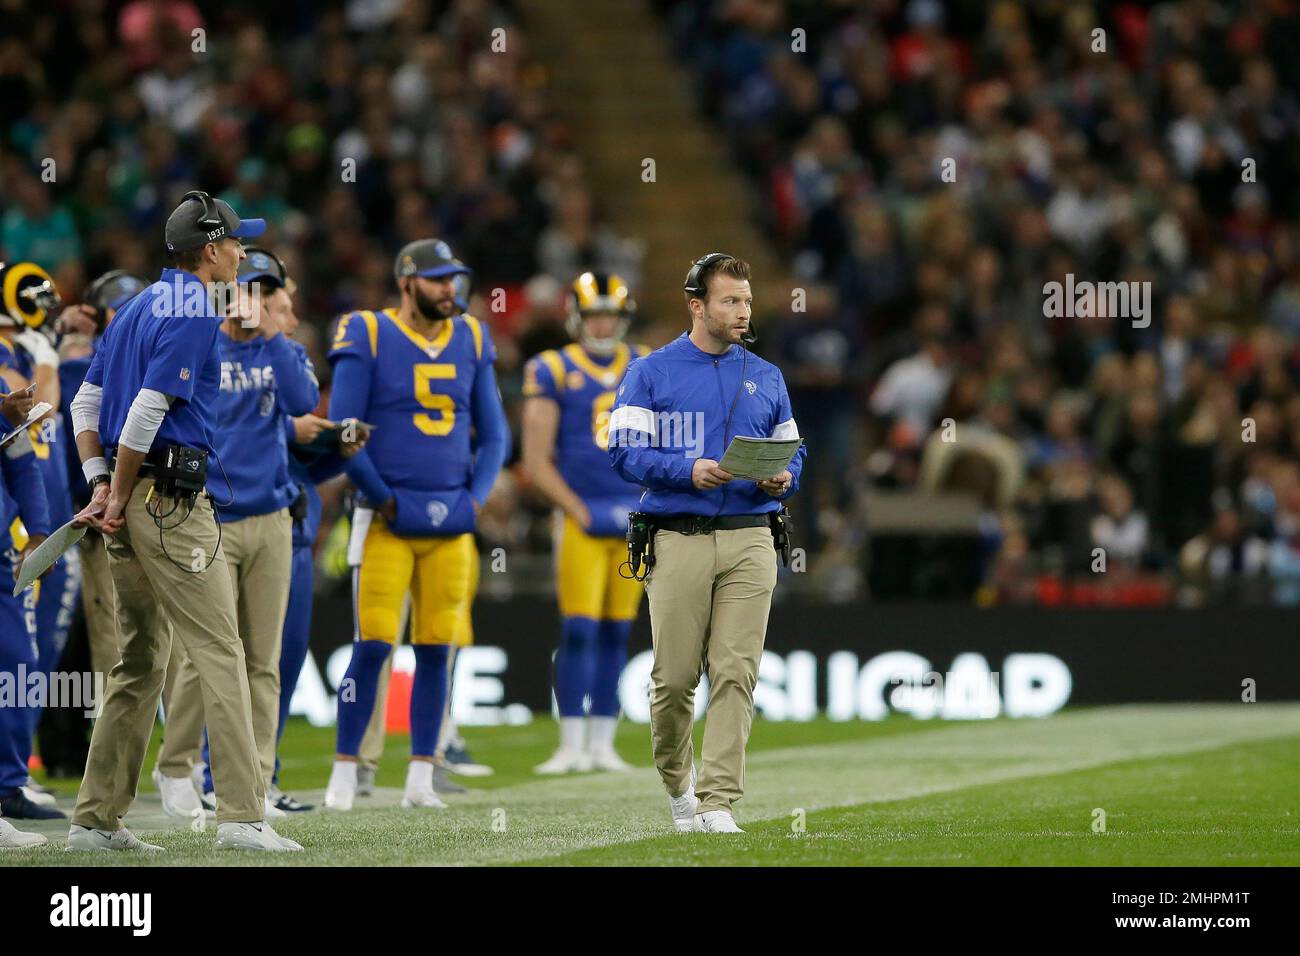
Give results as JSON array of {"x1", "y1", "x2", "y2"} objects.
[{"x1": 4, "y1": 0, "x2": 1300, "y2": 605}]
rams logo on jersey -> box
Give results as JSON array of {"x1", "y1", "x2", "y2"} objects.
[{"x1": 426, "y1": 500, "x2": 450, "y2": 527}]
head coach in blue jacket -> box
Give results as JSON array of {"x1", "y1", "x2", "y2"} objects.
[{"x1": 607, "y1": 253, "x2": 805, "y2": 834}]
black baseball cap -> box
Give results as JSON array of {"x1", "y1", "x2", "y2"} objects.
[
  {"x1": 85, "y1": 270, "x2": 148, "y2": 311},
  {"x1": 165, "y1": 190, "x2": 266, "y2": 253},
  {"x1": 236, "y1": 247, "x2": 287, "y2": 288},
  {"x1": 393, "y1": 239, "x2": 472, "y2": 282}
]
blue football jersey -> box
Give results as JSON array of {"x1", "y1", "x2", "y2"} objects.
[
  {"x1": 328, "y1": 308, "x2": 495, "y2": 494},
  {"x1": 523, "y1": 342, "x2": 647, "y2": 535}
]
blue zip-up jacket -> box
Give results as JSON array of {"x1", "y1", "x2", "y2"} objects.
[
  {"x1": 607, "y1": 333, "x2": 804, "y2": 516},
  {"x1": 206, "y1": 329, "x2": 320, "y2": 520},
  {"x1": 282, "y1": 340, "x2": 349, "y2": 547}
]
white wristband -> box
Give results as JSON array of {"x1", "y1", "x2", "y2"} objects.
[{"x1": 82, "y1": 456, "x2": 109, "y2": 483}]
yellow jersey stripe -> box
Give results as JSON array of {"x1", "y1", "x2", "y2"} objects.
[
  {"x1": 465, "y1": 315, "x2": 484, "y2": 361},
  {"x1": 539, "y1": 350, "x2": 567, "y2": 392},
  {"x1": 360, "y1": 311, "x2": 379, "y2": 358},
  {"x1": 563, "y1": 342, "x2": 629, "y2": 384},
  {"x1": 384, "y1": 308, "x2": 455, "y2": 355}
]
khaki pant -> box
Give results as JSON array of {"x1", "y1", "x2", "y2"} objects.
[
  {"x1": 158, "y1": 509, "x2": 291, "y2": 790},
  {"x1": 72, "y1": 481, "x2": 263, "y2": 828},
  {"x1": 645, "y1": 526, "x2": 776, "y2": 815},
  {"x1": 80, "y1": 530, "x2": 120, "y2": 680}
]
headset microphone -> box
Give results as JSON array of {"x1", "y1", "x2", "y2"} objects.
[{"x1": 740, "y1": 321, "x2": 757, "y2": 346}]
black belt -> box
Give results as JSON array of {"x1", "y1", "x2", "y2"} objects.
[
  {"x1": 106, "y1": 449, "x2": 168, "y2": 477},
  {"x1": 654, "y1": 514, "x2": 771, "y2": 535}
]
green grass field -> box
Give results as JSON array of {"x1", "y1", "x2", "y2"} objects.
[{"x1": 5, "y1": 703, "x2": 1298, "y2": 866}]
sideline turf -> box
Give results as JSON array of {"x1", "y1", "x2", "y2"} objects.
[{"x1": 5, "y1": 705, "x2": 1296, "y2": 866}]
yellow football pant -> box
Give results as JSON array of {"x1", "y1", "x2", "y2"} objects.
[
  {"x1": 555, "y1": 514, "x2": 642, "y2": 622},
  {"x1": 356, "y1": 517, "x2": 476, "y2": 645}
]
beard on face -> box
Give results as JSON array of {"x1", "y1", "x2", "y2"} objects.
[
  {"x1": 412, "y1": 284, "x2": 455, "y2": 320},
  {"x1": 703, "y1": 305, "x2": 742, "y2": 343}
]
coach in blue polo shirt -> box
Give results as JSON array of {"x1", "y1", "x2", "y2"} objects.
[
  {"x1": 65, "y1": 190, "x2": 300, "y2": 853},
  {"x1": 608, "y1": 253, "x2": 804, "y2": 835},
  {"x1": 154, "y1": 245, "x2": 319, "y2": 820}
]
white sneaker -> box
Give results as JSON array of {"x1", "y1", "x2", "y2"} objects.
[
  {"x1": 0, "y1": 818, "x2": 48, "y2": 849},
  {"x1": 534, "y1": 748, "x2": 593, "y2": 775},
  {"x1": 21, "y1": 782, "x2": 56, "y2": 807},
  {"x1": 323, "y1": 760, "x2": 358, "y2": 811},
  {"x1": 153, "y1": 767, "x2": 204, "y2": 819},
  {"x1": 400, "y1": 788, "x2": 448, "y2": 809},
  {"x1": 400, "y1": 761, "x2": 448, "y2": 808},
  {"x1": 264, "y1": 823, "x2": 303, "y2": 851},
  {"x1": 356, "y1": 764, "x2": 376, "y2": 797},
  {"x1": 588, "y1": 748, "x2": 633, "y2": 772},
  {"x1": 696, "y1": 810, "x2": 745, "y2": 833},
  {"x1": 65, "y1": 824, "x2": 164, "y2": 852},
  {"x1": 214, "y1": 821, "x2": 302, "y2": 852},
  {"x1": 668, "y1": 766, "x2": 701, "y2": 833},
  {"x1": 189, "y1": 762, "x2": 207, "y2": 798},
  {"x1": 264, "y1": 795, "x2": 286, "y2": 818}
]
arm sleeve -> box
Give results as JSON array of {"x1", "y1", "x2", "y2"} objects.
[
  {"x1": 284, "y1": 412, "x2": 350, "y2": 484},
  {"x1": 70, "y1": 381, "x2": 103, "y2": 437},
  {"x1": 468, "y1": 363, "x2": 509, "y2": 505},
  {"x1": 771, "y1": 372, "x2": 805, "y2": 497},
  {"x1": 267, "y1": 335, "x2": 320, "y2": 416},
  {"x1": 328, "y1": 352, "x2": 393, "y2": 506},
  {"x1": 2, "y1": 435, "x2": 51, "y2": 536},
  {"x1": 607, "y1": 361, "x2": 696, "y2": 491},
  {"x1": 306, "y1": 452, "x2": 349, "y2": 485},
  {"x1": 118, "y1": 388, "x2": 172, "y2": 453}
]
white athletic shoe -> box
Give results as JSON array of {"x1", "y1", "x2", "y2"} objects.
[
  {"x1": 323, "y1": 760, "x2": 358, "y2": 811},
  {"x1": 153, "y1": 767, "x2": 204, "y2": 819},
  {"x1": 400, "y1": 761, "x2": 448, "y2": 808},
  {"x1": 356, "y1": 764, "x2": 376, "y2": 797},
  {"x1": 588, "y1": 748, "x2": 633, "y2": 772},
  {"x1": 264, "y1": 795, "x2": 286, "y2": 819},
  {"x1": 189, "y1": 763, "x2": 207, "y2": 799},
  {"x1": 213, "y1": 821, "x2": 302, "y2": 852},
  {"x1": 668, "y1": 766, "x2": 702, "y2": 833},
  {"x1": 696, "y1": 810, "x2": 745, "y2": 833},
  {"x1": 65, "y1": 824, "x2": 164, "y2": 852},
  {"x1": 0, "y1": 818, "x2": 48, "y2": 849},
  {"x1": 534, "y1": 748, "x2": 593, "y2": 775},
  {"x1": 21, "y1": 780, "x2": 56, "y2": 807},
  {"x1": 400, "y1": 788, "x2": 448, "y2": 809}
]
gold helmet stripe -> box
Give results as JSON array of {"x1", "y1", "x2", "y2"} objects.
[{"x1": 2, "y1": 262, "x2": 57, "y2": 329}]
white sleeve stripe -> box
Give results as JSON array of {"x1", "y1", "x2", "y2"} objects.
[
  {"x1": 771, "y1": 417, "x2": 800, "y2": 440},
  {"x1": 608, "y1": 405, "x2": 656, "y2": 438}
]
